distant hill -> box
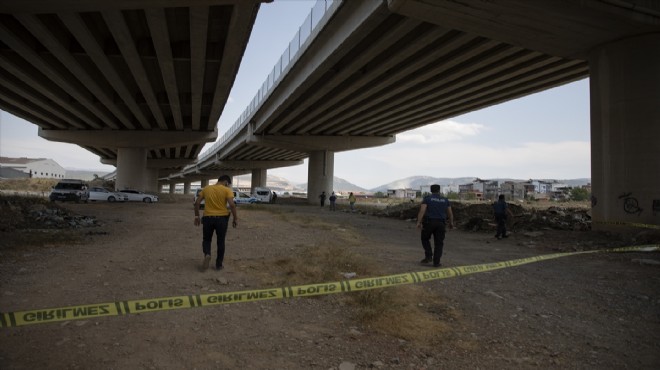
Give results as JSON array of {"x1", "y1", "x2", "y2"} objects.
[
  {"x1": 296, "y1": 177, "x2": 369, "y2": 194},
  {"x1": 370, "y1": 176, "x2": 591, "y2": 192},
  {"x1": 370, "y1": 176, "x2": 476, "y2": 193},
  {"x1": 64, "y1": 169, "x2": 110, "y2": 181},
  {"x1": 233, "y1": 174, "x2": 590, "y2": 194}
]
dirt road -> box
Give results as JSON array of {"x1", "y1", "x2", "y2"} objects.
[{"x1": 1, "y1": 197, "x2": 659, "y2": 369}]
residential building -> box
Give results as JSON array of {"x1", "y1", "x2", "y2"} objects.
[{"x1": 387, "y1": 188, "x2": 416, "y2": 199}]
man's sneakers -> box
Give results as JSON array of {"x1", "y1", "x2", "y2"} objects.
[
  {"x1": 421, "y1": 258, "x2": 442, "y2": 267},
  {"x1": 202, "y1": 254, "x2": 211, "y2": 271}
]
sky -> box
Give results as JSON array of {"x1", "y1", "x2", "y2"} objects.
[{"x1": 0, "y1": 0, "x2": 591, "y2": 189}]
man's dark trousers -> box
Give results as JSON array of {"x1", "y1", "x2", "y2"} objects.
[
  {"x1": 421, "y1": 219, "x2": 446, "y2": 265},
  {"x1": 202, "y1": 215, "x2": 229, "y2": 267}
]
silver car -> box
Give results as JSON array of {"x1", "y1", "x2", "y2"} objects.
[
  {"x1": 119, "y1": 189, "x2": 159, "y2": 203},
  {"x1": 88, "y1": 187, "x2": 128, "y2": 202}
]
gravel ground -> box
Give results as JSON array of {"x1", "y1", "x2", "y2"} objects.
[{"x1": 1, "y1": 196, "x2": 659, "y2": 369}]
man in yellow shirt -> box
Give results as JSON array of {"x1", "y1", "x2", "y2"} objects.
[{"x1": 194, "y1": 175, "x2": 238, "y2": 271}]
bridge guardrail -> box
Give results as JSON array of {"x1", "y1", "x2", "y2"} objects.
[{"x1": 197, "y1": 0, "x2": 341, "y2": 164}]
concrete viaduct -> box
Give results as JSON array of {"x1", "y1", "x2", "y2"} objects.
[{"x1": 1, "y1": 0, "x2": 659, "y2": 228}]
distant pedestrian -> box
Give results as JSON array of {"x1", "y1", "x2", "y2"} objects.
[
  {"x1": 319, "y1": 191, "x2": 326, "y2": 207},
  {"x1": 493, "y1": 194, "x2": 514, "y2": 239},
  {"x1": 348, "y1": 192, "x2": 356, "y2": 211},
  {"x1": 194, "y1": 174, "x2": 238, "y2": 271},
  {"x1": 271, "y1": 191, "x2": 277, "y2": 204},
  {"x1": 416, "y1": 184, "x2": 454, "y2": 267},
  {"x1": 329, "y1": 192, "x2": 337, "y2": 211}
]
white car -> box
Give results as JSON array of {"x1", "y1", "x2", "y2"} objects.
[
  {"x1": 119, "y1": 189, "x2": 159, "y2": 203},
  {"x1": 233, "y1": 190, "x2": 258, "y2": 205},
  {"x1": 88, "y1": 187, "x2": 128, "y2": 202}
]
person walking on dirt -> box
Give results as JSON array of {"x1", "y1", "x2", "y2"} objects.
[
  {"x1": 416, "y1": 184, "x2": 454, "y2": 267},
  {"x1": 329, "y1": 192, "x2": 337, "y2": 211},
  {"x1": 319, "y1": 191, "x2": 326, "y2": 207},
  {"x1": 493, "y1": 194, "x2": 514, "y2": 239},
  {"x1": 348, "y1": 192, "x2": 356, "y2": 211},
  {"x1": 194, "y1": 174, "x2": 238, "y2": 271}
]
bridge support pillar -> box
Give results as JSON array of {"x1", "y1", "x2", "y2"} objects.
[
  {"x1": 144, "y1": 168, "x2": 159, "y2": 193},
  {"x1": 589, "y1": 33, "x2": 660, "y2": 230},
  {"x1": 251, "y1": 168, "x2": 267, "y2": 194},
  {"x1": 116, "y1": 148, "x2": 147, "y2": 192},
  {"x1": 184, "y1": 182, "x2": 191, "y2": 195},
  {"x1": 307, "y1": 150, "x2": 334, "y2": 205},
  {"x1": 169, "y1": 181, "x2": 176, "y2": 194},
  {"x1": 201, "y1": 178, "x2": 209, "y2": 188}
]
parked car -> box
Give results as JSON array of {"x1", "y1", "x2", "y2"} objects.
[
  {"x1": 49, "y1": 179, "x2": 89, "y2": 203},
  {"x1": 88, "y1": 187, "x2": 128, "y2": 202},
  {"x1": 233, "y1": 190, "x2": 258, "y2": 205},
  {"x1": 119, "y1": 189, "x2": 159, "y2": 203}
]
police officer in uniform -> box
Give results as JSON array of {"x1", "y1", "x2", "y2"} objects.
[{"x1": 416, "y1": 184, "x2": 454, "y2": 267}]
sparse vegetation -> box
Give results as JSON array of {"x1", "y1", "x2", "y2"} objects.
[
  {"x1": 0, "y1": 178, "x2": 58, "y2": 193},
  {"x1": 570, "y1": 187, "x2": 590, "y2": 201},
  {"x1": 261, "y1": 217, "x2": 453, "y2": 346}
]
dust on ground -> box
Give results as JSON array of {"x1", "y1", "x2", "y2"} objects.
[{"x1": 1, "y1": 194, "x2": 659, "y2": 369}]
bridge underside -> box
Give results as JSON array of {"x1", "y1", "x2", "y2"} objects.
[{"x1": 0, "y1": 0, "x2": 263, "y2": 191}]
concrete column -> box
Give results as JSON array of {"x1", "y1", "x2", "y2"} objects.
[
  {"x1": 201, "y1": 178, "x2": 209, "y2": 188},
  {"x1": 143, "y1": 168, "x2": 159, "y2": 193},
  {"x1": 251, "y1": 168, "x2": 267, "y2": 194},
  {"x1": 116, "y1": 147, "x2": 147, "y2": 191},
  {"x1": 169, "y1": 182, "x2": 176, "y2": 194},
  {"x1": 183, "y1": 182, "x2": 191, "y2": 195},
  {"x1": 307, "y1": 150, "x2": 334, "y2": 205},
  {"x1": 589, "y1": 33, "x2": 660, "y2": 229}
]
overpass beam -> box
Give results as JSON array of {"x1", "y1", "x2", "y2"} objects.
[
  {"x1": 589, "y1": 33, "x2": 660, "y2": 230},
  {"x1": 307, "y1": 150, "x2": 334, "y2": 205}
]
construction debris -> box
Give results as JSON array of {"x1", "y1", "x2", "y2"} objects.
[{"x1": 372, "y1": 201, "x2": 593, "y2": 232}]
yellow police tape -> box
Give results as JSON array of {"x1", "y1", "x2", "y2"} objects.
[{"x1": 2, "y1": 245, "x2": 658, "y2": 328}]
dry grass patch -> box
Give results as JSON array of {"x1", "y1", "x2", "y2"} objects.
[
  {"x1": 265, "y1": 244, "x2": 454, "y2": 345},
  {"x1": 351, "y1": 285, "x2": 451, "y2": 344}
]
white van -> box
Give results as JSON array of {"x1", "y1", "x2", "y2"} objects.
[{"x1": 252, "y1": 187, "x2": 273, "y2": 203}]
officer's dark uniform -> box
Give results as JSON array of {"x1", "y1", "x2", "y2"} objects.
[{"x1": 420, "y1": 193, "x2": 451, "y2": 266}]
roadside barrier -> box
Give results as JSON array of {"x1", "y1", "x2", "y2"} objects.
[{"x1": 1, "y1": 245, "x2": 658, "y2": 328}]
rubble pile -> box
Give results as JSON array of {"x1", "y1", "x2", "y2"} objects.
[
  {"x1": 371, "y1": 201, "x2": 592, "y2": 232},
  {"x1": 0, "y1": 195, "x2": 99, "y2": 232}
]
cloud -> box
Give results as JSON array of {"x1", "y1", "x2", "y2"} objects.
[
  {"x1": 397, "y1": 120, "x2": 485, "y2": 144},
  {"x1": 3, "y1": 137, "x2": 114, "y2": 171},
  {"x1": 337, "y1": 140, "x2": 590, "y2": 188}
]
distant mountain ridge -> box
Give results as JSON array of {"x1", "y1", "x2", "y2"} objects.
[
  {"x1": 69, "y1": 171, "x2": 589, "y2": 193},
  {"x1": 291, "y1": 175, "x2": 590, "y2": 194},
  {"x1": 370, "y1": 176, "x2": 591, "y2": 193},
  {"x1": 65, "y1": 169, "x2": 110, "y2": 181}
]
